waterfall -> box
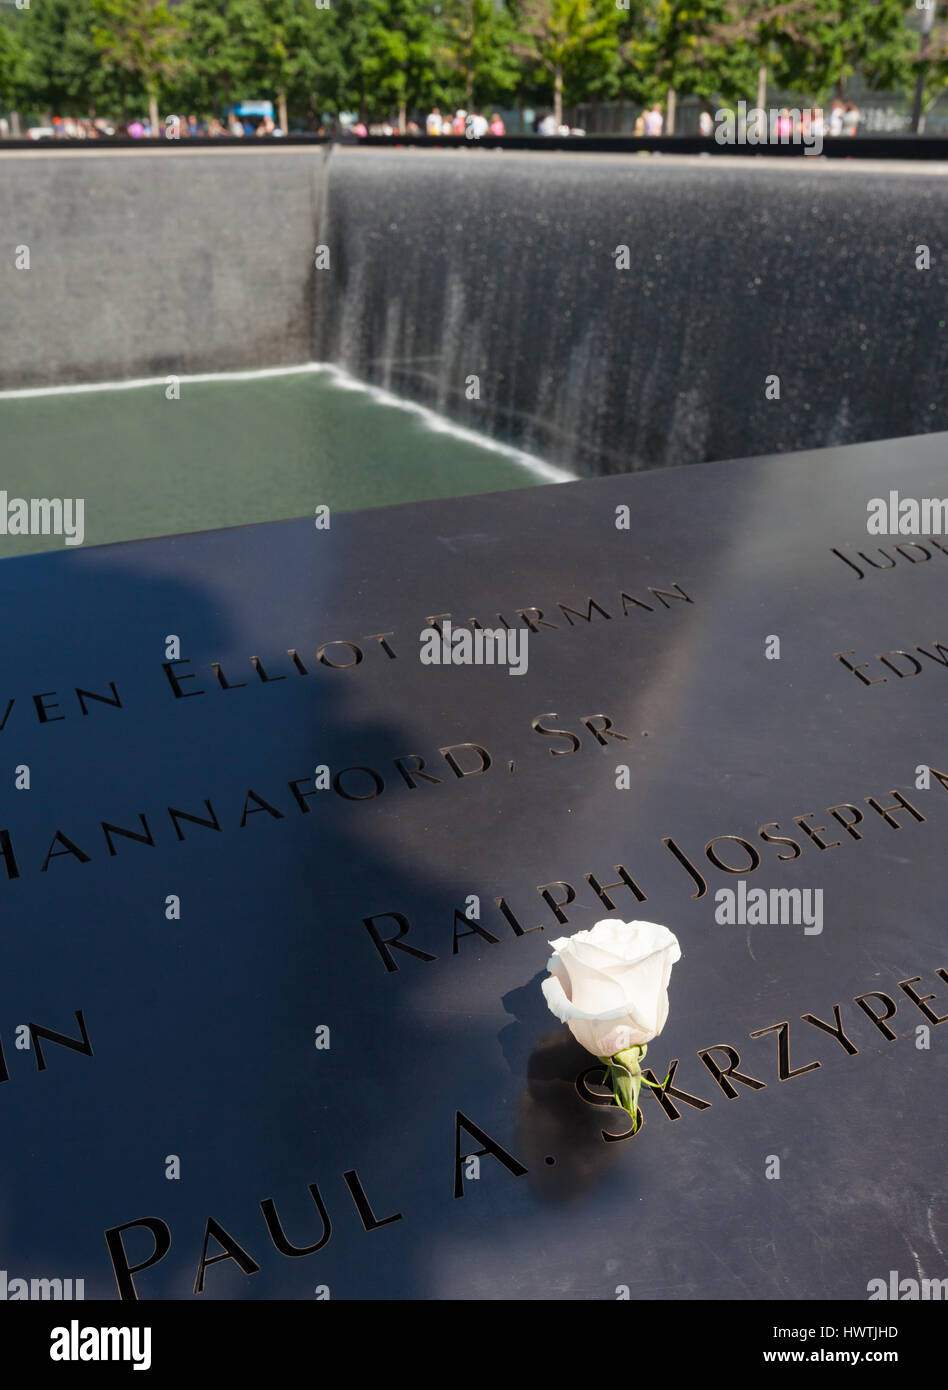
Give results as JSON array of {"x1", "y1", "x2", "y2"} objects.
[{"x1": 314, "y1": 148, "x2": 948, "y2": 475}]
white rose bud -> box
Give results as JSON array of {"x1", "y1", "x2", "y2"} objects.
[{"x1": 541, "y1": 918, "x2": 682, "y2": 1057}]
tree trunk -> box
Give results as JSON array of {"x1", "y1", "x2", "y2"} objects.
[
  {"x1": 554, "y1": 68, "x2": 563, "y2": 127},
  {"x1": 397, "y1": 103, "x2": 406, "y2": 134},
  {"x1": 278, "y1": 90, "x2": 288, "y2": 135},
  {"x1": 10, "y1": 110, "x2": 21, "y2": 138},
  {"x1": 911, "y1": 21, "x2": 932, "y2": 133},
  {"x1": 666, "y1": 87, "x2": 676, "y2": 135},
  {"x1": 756, "y1": 65, "x2": 767, "y2": 112},
  {"x1": 148, "y1": 92, "x2": 159, "y2": 136}
]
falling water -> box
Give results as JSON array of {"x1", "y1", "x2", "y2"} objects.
[{"x1": 314, "y1": 148, "x2": 948, "y2": 475}]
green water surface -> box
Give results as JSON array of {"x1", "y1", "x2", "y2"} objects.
[{"x1": 0, "y1": 369, "x2": 558, "y2": 558}]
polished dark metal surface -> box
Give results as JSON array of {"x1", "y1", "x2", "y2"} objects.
[{"x1": 1, "y1": 432, "x2": 946, "y2": 1300}]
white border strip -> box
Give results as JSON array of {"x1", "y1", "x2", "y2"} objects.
[
  {"x1": 0, "y1": 361, "x2": 575, "y2": 484},
  {"x1": 0, "y1": 363, "x2": 322, "y2": 398}
]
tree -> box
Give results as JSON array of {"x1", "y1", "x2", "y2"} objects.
[
  {"x1": 220, "y1": 0, "x2": 341, "y2": 132},
  {"x1": 321, "y1": 0, "x2": 374, "y2": 118},
  {"x1": 360, "y1": 0, "x2": 445, "y2": 127},
  {"x1": 627, "y1": 0, "x2": 735, "y2": 128},
  {"x1": 515, "y1": 0, "x2": 624, "y2": 125},
  {"x1": 908, "y1": 4, "x2": 948, "y2": 132},
  {"x1": 778, "y1": 0, "x2": 915, "y2": 102},
  {"x1": 11, "y1": 0, "x2": 103, "y2": 117},
  {"x1": 437, "y1": 0, "x2": 520, "y2": 110},
  {"x1": 0, "y1": 15, "x2": 26, "y2": 112},
  {"x1": 698, "y1": 1, "x2": 819, "y2": 108},
  {"x1": 700, "y1": 0, "x2": 917, "y2": 108},
  {"x1": 91, "y1": 0, "x2": 181, "y2": 127},
  {"x1": 172, "y1": 0, "x2": 251, "y2": 115}
]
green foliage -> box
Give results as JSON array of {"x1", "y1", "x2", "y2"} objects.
[
  {"x1": 695, "y1": 0, "x2": 922, "y2": 103},
  {"x1": 2, "y1": 0, "x2": 943, "y2": 127},
  {"x1": 359, "y1": 0, "x2": 444, "y2": 118},
  {"x1": 91, "y1": 0, "x2": 180, "y2": 104},
  {"x1": 224, "y1": 0, "x2": 335, "y2": 108},
  {"x1": 0, "y1": 14, "x2": 26, "y2": 107},
  {"x1": 8, "y1": 0, "x2": 103, "y2": 113},
  {"x1": 514, "y1": 0, "x2": 626, "y2": 115},
  {"x1": 172, "y1": 0, "x2": 253, "y2": 111},
  {"x1": 872, "y1": 3, "x2": 948, "y2": 124},
  {"x1": 625, "y1": 1, "x2": 720, "y2": 102},
  {"x1": 437, "y1": 0, "x2": 521, "y2": 110}
]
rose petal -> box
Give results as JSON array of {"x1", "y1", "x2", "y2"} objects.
[{"x1": 542, "y1": 919, "x2": 682, "y2": 1056}]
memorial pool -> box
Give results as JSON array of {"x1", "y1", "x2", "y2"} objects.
[{"x1": 0, "y1": 364, "x2": 571, "y2": 558}]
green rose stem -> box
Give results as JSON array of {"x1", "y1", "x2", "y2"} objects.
[{"x1": 597, "y1": 1044, "x2": 672, "y2": 1134}]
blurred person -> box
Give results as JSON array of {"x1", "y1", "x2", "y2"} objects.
[
  {"x1": 228, "y1": 114, "x2": 244, "y2": 136},
  {"x1": 406, "y1": 119, "x2": 420, "y2": 134},
  {"x1": 801, "y1": 107, "x2": 825, "y2": 145},
  {"x1": 426, "y1": 106, "x2": 442, "y2": 135},
  {"x1": 776, "y1": 108, "x2": 792, "y2": 139},
  {"x1": 538, "y1": 112, "x2": 557, "y2": 136},
  {"x1": 842, "y1": 101, "x2": 860, "y2": 136},
  {"x1": 441, "y1": 113, "x2": 454, "y2": 135},
  {"x1": 470, "y1": 111, "x2": 488, "y2": 139},
  {"x1": 488, "y1": 112, "x2": 504, "y2": 136},
  {"x1": 643, "y1": 104, "x2": 663, "y2": 136},
  {"x1": 452, "y1": 109, "x2": 466, "y2": 134},
  {"x1": 699, "y1": 103, "x2": 713, "y2": 138},
  {"x1": 828, "y1": 99, "x2": 844, "y2": 137},
  {"x1": 633, "y1": 112, "x2": 645, "y2": 136}
]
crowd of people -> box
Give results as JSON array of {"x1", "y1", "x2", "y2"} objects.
[
  {"x1": 425, "y1": 108, "x2": 503, "y2": 137},
  {"x1": 362, "y1": 96, "x2": 862, "y2": 141},
  {"x1": 341, "y1": 109, "x2": 509, "y2": 138},
  {"x1": 1, "y1": 96, "x2": 864, "y2": 141},
  {"x1": 643, "y1": 96, "x2": 862, "y2": 138},
  {"x1": 0, "y1": 112, "x2": 293, "y2": 138}
]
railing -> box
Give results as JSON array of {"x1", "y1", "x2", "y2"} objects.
[{"x1": 3, "y1": 132, "x2": 948, "y2": 158}]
